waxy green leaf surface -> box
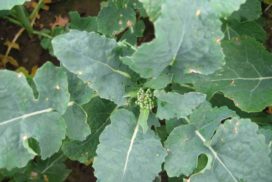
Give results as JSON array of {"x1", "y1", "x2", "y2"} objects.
[
  {"x1": 165, "y1": 104, "x2": 272, "y2": 181},
  {"x1": 195, "y1": 37, "x2": 272, "y2": 112},
  {"x1": 52, "y1": 30, "x2": 130, "y2": 105},
  {"x1": 123, "y1": 0, "x2": 245, "y2": 78},
  {"x1": 0, "y1": 63, "x2": 69, "y2": 169},
  {"x1": 155, "y1": 90, "x2": 206, "y2": 120},
  {"x1": 190, "y1": 119, "x2": 272, "y2": 182},
  {"x1": 93, "y1": 109, "x2": 166, "y2": 182},
  {"x1": 62, "y1": 97, "x2": 116, "y2": 164}
]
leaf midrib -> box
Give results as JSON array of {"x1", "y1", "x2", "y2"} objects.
[
  {"x1": 194, "y1": 130, "x2": 238, "y2": 182},
  {"x1": 0, "y1": 108, "x2": 54, "y2": 127},
  {"x1": 64, "y1": 44, "x2": 129, "y2": 78},
  {"x1": 210, "y1": 76, "x2": 272, "y2": 82},
  {"x1": 0, "y1": 102, "x2": 74, "y2": 127},
  {"x1": 122, "y1": 123, "x2": 140, "y2": 179}
]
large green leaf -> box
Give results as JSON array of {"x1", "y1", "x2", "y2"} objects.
[
  {"x1": 0, "y1": 0, "x2": 28, "y2": 10},
  {"x1": 165, "y1": 106, "x2": 272, "y2": 181},
  {"x1": 52, "y1": 30, "x2": 130, "y2": 105},
  {"x1": 93, "y1": 109, "x2": 166, "y2": 182},
  {"x1": 189, "y1": 119, "x2": 272, "y2": 182},
  {"x1": 164, "y1": 103, "x2": 236, "y2": 176},
  {"x1": 154, "y1": 90, "x2": 206, "y2": 120},
  {"x1": 195, "y1": 37, "x2": 272, "y2": 112},
  {"x1": 0, "y1": 63, "x2": 69, "y2": 169},
  {"x1": 122, "y1": 0, "x2": 245, "y2": 78},
  {"x1": 62, "y1": 97, "x2": 116, "y2": 164}
]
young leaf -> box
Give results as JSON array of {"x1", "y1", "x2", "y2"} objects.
[
  {"x1": 144, "y1": 73, "x2": 172, "y2": 89},
  {"x1": 122, "y1": 0, "x2": 245, "y2": 78},
  {"x1": 195, "y1": 37, "x2": 272, "y2": 112},
  {"x1": 154, "y1": 90, "x2": 206, "y2": 120},
  {"x1": 69, "y1": 11, "x2": 97, "y2": 32},
  {"x1": 97, "y1": 6, "x2": 136, "y2": 36},
  {"x1": 0, "y1": 62, "x2": 69, "y2": 169},
  {"x1": 62, "y1": 97, "x2": 116, "y2": 164},
  {"x1": 52, "y1": 30, "x2": 130, "y2": 105},
  {"x1": 93, "y1": 109, "x2": 166, "y2": 182}
]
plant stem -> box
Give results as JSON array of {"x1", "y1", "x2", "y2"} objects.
[
  {"x1": 30, "y1": 0, "x2": 44, "y2": 20},
  {"x1": 2, "y1": 27, "x2": 25, "y2": 66},
  {"x1": 32, "y1": 30, "x2": 53, "y2": 39},
  {"x1": 4, "y1": 17, "x2": 23, "y2": 27},
  {"x1": 1, "y1": 0, "x2": 46, "y2": 67}
]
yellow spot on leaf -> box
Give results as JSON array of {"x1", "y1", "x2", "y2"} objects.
[
  {"x1": 188, "y1": 69, "x2": 201, "y2": 74},
  {"x1": 216, "y1": 37, "x2": 221, "y2": 44},
  {"x1": 55, "y1": 85, "x2": 61, "y2": 90},
  {"x1": 195, "y1": 9, "x2": 201, "y2": 17},
  {"x1": 22, "y1": 135, "x2": 28, "y2": 141},
  {"x1": 126, "y1": 20, "x2": 133, "y2": 28}
]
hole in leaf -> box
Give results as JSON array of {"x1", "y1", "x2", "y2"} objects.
[{"x1": 194, "y1": 154, "x2": 208, "y2": 173}]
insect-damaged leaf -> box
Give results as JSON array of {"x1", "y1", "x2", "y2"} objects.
[
  {"x1": 97, "y1": 6, "x2": 136, "y2": 36},
  {"x1": 0, "y1": 63, "x2": 69, "y2": 169},
  {"x1": 189, "y1": 119, "x2": 272, "y2": 182},
  {"x1": 165, "y1": 103, "x2": 272, "y2": 181},
  {"x1": 52, "y1": 30, "x2": 130, "y2": 105},
  {"x1": 93, "y1": 109, "x2": 166, "y2": 182},
  {"x1": 138, "y1": 0, "x2": 163, "y2": 21},
  {"x1": 122, "y1": 0, "x2": 245, "y2": 78}
]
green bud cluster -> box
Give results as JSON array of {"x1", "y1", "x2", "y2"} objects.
[{"x1": 135, "y1": 88, "x2": 155, "y2": 110}]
